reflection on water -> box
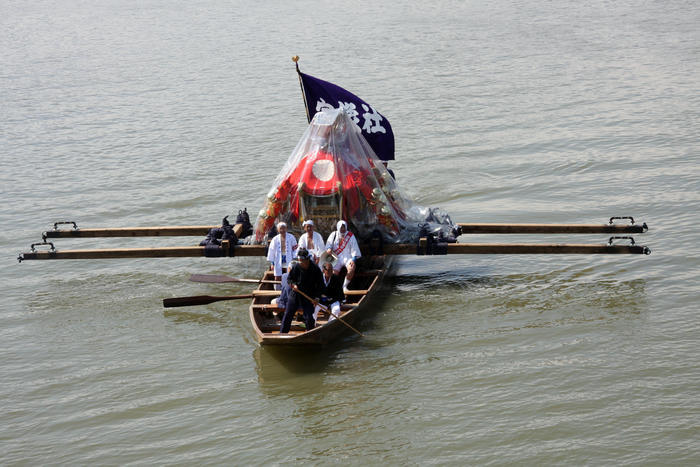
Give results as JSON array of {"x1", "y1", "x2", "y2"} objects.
[
  {"x1": 252, "y1": 345, "x2": 337, "y2": 397},
  {"x1": 255, "y1": 346, "x2": 336, "y2": 373}
]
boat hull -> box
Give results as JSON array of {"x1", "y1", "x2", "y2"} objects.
[{"x1": 249, "y1": 256, "x2": 392, "y2": 346}]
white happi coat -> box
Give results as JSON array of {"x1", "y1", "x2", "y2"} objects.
[
  {"x1": 297, "y1": 231, "x2": 326, "y2": 261},
  {"x1": 266, "y1": 233, "x2": 297, "y2": 276},
  {"x1": 325, "y1": 229, "x2": 361, "y2": 270}
]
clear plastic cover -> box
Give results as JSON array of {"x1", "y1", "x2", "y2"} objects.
[{"x1": 253, "y1": 109, "x2": 455, "y2": 244}]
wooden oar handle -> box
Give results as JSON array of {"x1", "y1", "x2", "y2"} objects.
[{"x1": 189, "y1": 274, "x2": 280, "y2": 284}]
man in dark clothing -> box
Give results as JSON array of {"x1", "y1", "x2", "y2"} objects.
[
  {"x1": 279, "y1": 248, "x2": 323, "y2": 333},
  {"x1": 314, "y1": 261, "x2": 346, "y2": 322}
]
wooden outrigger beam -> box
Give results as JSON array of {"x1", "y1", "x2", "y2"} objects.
[
  {"x1": 18, "y1": 217, "x2": 649, "y2": 261},
  {"x1": 18, "y1": 239, "x2": 649, "y2": 261},
  {"x1": 43, "y1": 225, "x2": 219, "y2": 239},
  {"x1": 384, "y1": 240, "x2": 650, "y2": 256},
  {"x1": 456, "y1": 221, "x2": 647, "y2": 235},
  {"x1": 42, "y1": 218, "x2": 646, "y2": 240},
  {"x1": 41, "y1": 224, "x2": 243, "y2": 241},
  {"x1": 19, "y1": 242, "x2": 265, "y2": 261}
]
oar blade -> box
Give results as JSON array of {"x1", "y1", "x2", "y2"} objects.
[
  {"x1": 163, "y1": 294, "x2": 253, "y2": 308},
  {"x1": 164, "y1": 295, "x2": 220, "y2": 307}
]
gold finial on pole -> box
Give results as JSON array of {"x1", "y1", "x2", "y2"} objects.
[{"x1": 292, "y1": 55, "x2": 310, "y2": 122}]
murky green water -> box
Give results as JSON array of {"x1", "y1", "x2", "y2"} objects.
[{"x1": 2, "y1": 0, "x2": 698, "y2": 464}]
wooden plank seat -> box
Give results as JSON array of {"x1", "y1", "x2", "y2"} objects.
[
  {"x1": 253, "y1": 289, "x2": 368, "y2": 297},
  {"x1": 252, "y1": 290, "x2": 282, "y2": 297},
  {"x1": 251, "y1": 303, "x2": 284, "y2": 311},
  {"x1": 260, "y1": 324, "x2": 307, "y2": 332},
  {"x1": 259, "y1": 316, "x2": 333, "y2": 333},
  {"x1": 262, "y1": 330, "x2": 305, "y2": 336},
  {"x1": 254, "y1": 300, "x2": 353, "y2": 329},
  {"x1": 250, "y1": 303, "x2": 355, "y2": 312},
  {"x1": 254, "y1": 304, "x2": 328, "y2": 320},
  {"x1": 343, "y1": 289, "x2": 369, "y2": 296}
]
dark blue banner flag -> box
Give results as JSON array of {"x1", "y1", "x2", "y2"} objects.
[{"x1": 298, "y1": 71, "x2": 395, "y2": 161}]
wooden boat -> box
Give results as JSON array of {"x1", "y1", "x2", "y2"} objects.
[{"x1": 249, "y1": 255, "x2": 392, "y2": 345}]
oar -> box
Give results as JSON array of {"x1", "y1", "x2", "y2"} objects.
[
  {"x1": 293, "y1": 288, "x2": 364, "y2": 337},
  {"x1": 189, "y1": 274, "x2": 281, "y2": 285},
  {"x1": 163, "y1": 294, "x2": 253, "y2": 308}
]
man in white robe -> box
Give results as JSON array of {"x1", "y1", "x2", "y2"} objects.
[
  {"x1": 266, "y1": 222, "x2": 298, "y2": 282},
  {"x1": 297, "y1": 220, "x2": 325, "y2": 263},
  {"x1": 325, "y1": 220, "x2": 361, "y2": 291}
]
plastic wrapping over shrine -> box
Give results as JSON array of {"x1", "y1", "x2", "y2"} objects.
[{"x1": 253, "y1": 109, "x2": 455, "y2": 244}]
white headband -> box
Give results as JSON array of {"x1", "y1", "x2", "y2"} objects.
[
  {"x1": 277, "y1": 222, "x2": 287, "y2": 229},
  {"x1": 337, "y1": 220, "x2": 347, "y2": 232},
  {"x1": 302, "y1": 220, "x2": 314, "y2": 227}
]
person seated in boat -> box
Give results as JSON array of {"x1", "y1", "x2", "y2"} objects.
[
  {"x1": 270, "y1": 272, "x2": 290, "y2": 309},
  {"x1": 313, "y1": 260, "x2": 345, "y2": 323},
  {"x1": 266, "y1": 222, "x2": 297, "y2": 284},
  {"x1": 297, "y1": 219, "x2": 325, "y2": 263},
  {"x1": 325, "y1": 220, "x2": 361, "y2": 291},
  {"x1": 279, "y1": 248, "x2": 322, "y2": 333}
]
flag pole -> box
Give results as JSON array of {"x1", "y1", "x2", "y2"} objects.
[{"x1": 292, "y1": 55, "x2": 311, "y2": 123}]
